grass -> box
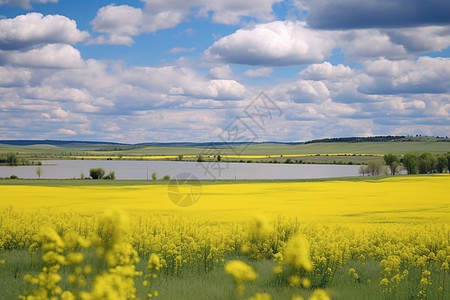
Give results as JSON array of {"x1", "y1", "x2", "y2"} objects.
[
  {"x1": 0, "y1": 175, "x2": 395, "y2": 186},
  {"x1": 1, "y1": 251, "x2": 447, "y2": 300}
]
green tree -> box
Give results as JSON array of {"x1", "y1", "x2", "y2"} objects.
[
  {"x1": 90, "y1": 168, "x2": 105, "y2": 179},
  {"x1": 152, "y1": 172, "x2": 157, "y2": 180},
  {"x1": 365, "y1": 160, "x2": 385, "y2": 176},
  {"x1": 36, "y1": 167, "x2": 42, "y2": 179},
  {"x1": 217, "y1": 155, "x2": 221, "y2": 162},
  {"x1": 81, "y1": 172, "x2": 84, "y2": 180},
  {"x1": 163, "y1": 174, "x2": 170, "y2": 180},
  {"x1": 447, "y1": 153, "x2": 450, "y2": 172},
  {"x1": 403, "y1": 153, "x2": 419, "y2": 174},
  {"x1": 418, "y1": 152, "x2": 437, "y2": 174},
  {"x1": 178, "y1": 155, "x2": 183, "y2": 161},
  {"x1": 383, "y1": 153, "x2": 400, "y2": 175},
  {"x1": 197, "y1": 155, "x2": 204, "y2": 162},
  {"x1": 6, "y1": 153, "x2": 18, "y2": 165},
  {"x1": 436, "y1": 156, "x2": 448, "y2": 173}
]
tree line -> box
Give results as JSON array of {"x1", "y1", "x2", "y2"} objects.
[
  {"x1": 360, "y1": 152, "x2": 450, "y2": 176},
  {"x1": 0, "y1": 153, "x2": 41, "y2": 166}
]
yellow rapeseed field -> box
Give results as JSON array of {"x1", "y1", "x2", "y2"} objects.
[
  {"x1": 0, "y1": 175, "x2": 448, "y2": 223},
  {"x1": 0, "y1": 175, "x2": 449, "y2": 299}
]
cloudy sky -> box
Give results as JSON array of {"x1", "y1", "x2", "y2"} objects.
[{"x1": 0, "y1": 0, "x2": 449, "y2": 143}]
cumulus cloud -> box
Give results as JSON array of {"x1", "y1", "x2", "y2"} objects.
[
  {"x1": 206, "y1": 21, "x2": 334, "y2": 66},
  {"x1": 206, "y1": 20, "x2": 450, "y2": 66},
  {"x1": 91, "y1": 0, "x2": 281, "y2": 45},
  {"x1": 208, "y1": 65, "x2": 233, "y2": 79},
  {"x1": 360, "y1": 57, "x2": 450, "y2": 94},
  {"x1": 303, "y1": 0, "x2": 450, "y2": 29},
  {"x1": 142, "y1": 0, "x2": 281, "y2": 24},
  {"x1": 243, "y1": 67, "x2": 273, "y2": 77},
  {"x1": 0, "y1": 13, "x2": 88, "y2": 50},
  {"x1": 91, "y1": 4, "x2": 183, "y2": 45},
  {"x1": 0, "y1": 44, "x2": 84, "y2": 68},
  {"x1": 0, "y1": 67, "x2": 31, "y2": 87},
  {"x1": 299, "y1": 62, "x2": 353, "y2": 80},
  {"x1": 55, "y1": 128, "x2": 76, "y2": 135},
  {"x1": 0, "y1": 0, "x2": 57, "y2": 9}
]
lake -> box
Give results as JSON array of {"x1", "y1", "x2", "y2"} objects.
[{"x1": 0, "y1": 160, "x2": 363, "y2": 180}]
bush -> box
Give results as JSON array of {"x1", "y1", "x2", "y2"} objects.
[
  {"x1": 103, "y1": 171, "x2": 116, "y2": 180},
  {"x1": 10, "y1": 174, "x2": 18, "y2": 179},
  {"x1": 163, "y1": 175, "x2": 170, "y2": 180},
  {"x1": 90, "y1": 168, "x2": 105, "y2": 179}
]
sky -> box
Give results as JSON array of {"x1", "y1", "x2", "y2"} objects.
[{"x1": 0, "y1": 0, "x2": 449, "y2": 143}]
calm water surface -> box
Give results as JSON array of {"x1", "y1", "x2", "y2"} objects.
[{"x1": 0, "y1": 160, "x2": 362, "y2": 180}]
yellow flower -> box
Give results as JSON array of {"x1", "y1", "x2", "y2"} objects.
[
  {"x1": 289, "y1": 275, "x2": 300, "y2": 286},
  {"x1": 225, "y1": 260, "x2": 258, "y2": 284},
  {"x1": 308, "y1": 289, "x2": 330, "y2": 300},
  {"x1": 273, "y1": 266, "x2": 282, "y2": 275},
  {"x1": 248, "y1": 292, "x2": 272, "y2": 300},
  {"x1": 302, "y1": 278, "x2": 311, "y2": 288},
  {"x1": 283, "y1": 234, "x2": 313, "y2": 271}
]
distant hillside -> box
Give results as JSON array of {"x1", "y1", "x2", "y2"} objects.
[
  {"x1": 0, "y1": 136, "x2": 448, "y2": 148},
  {"x1": 0, "y1": 140, "x2": 303, "y2": 148},
  {"x1": 305, "y1": 136, "x2": 449, "y2": 144}
]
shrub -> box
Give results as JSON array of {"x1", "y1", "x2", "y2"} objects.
[
  {"x1": 163, "y1": 175, "x2": 170, "y2": 180},
  {"x1": 89, "y1": 168, "x2": 105, "y2": 179},
  {"x1": 103, "y1": 171, "x2": 116, "y2": 180}
]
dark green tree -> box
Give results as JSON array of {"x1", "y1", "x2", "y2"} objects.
[
  {"x1": 436, "y1": 156, "x2": 448, "y2": 173},
  {"x1": 403, "y1": 153, "x2": 419, "y2": 174},
  {"x1": 6, "y1": 153, "x2": 18, "y2": 165},
  {"x1": 383, "y1": 153, "x2": 400, "y2": 175},
  {"x1": 418, "y1": 152, "x2": 437, "y2": 174}
]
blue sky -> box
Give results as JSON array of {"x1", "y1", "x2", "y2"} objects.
[{"x1": 0, "y1": 0, "x2": 449, "y2": 143}]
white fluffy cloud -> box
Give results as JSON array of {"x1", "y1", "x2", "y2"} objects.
[
  {"x1": 243, "y1": 67, "x2": 273, "y2": 77},
  {"x1": 142, "y1": 0, "x2": 280, "y2": 24},
  {"x1": 209, "y1": 65, "x2": 233, "y2": 79},
  {"x1": 91, "y1": 0, "x2": 281, "y2": 45},
  {"x1": 206, "y1": 21, "x2": 334, "y2": 66},
  {"x1": 0, "y1": 13, "x2": 87, "y2": 69},
  {"x1": 299, "y1": 62, "x2": 353, "y2": 80},
  {"x1": 0, "y1": 67, "x2": 31, "y2": 87},
  {"x1": 206, "y1": 20, "x2": 450, "y2": 66},
  {"x1": 0, "y1": 44, "x2": 84, "y2": 68},
  {"x1": 360, "y1": 57, "x2": 450, "y2": 94},
  {"x1": 91, "y1": 4, "x2": 183, "y2": 45},
  {"x1": 0, "y1": 13, "x2": 88, "y2": 50}
]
